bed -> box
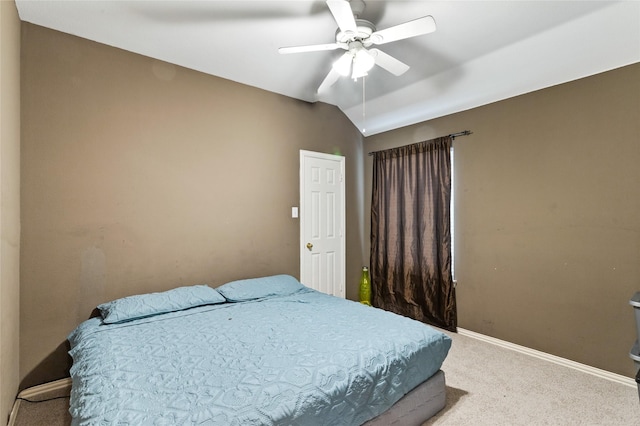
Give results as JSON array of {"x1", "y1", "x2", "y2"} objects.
[{"x1": 68, "y1": 275, "x2": 451, "y2": 425}]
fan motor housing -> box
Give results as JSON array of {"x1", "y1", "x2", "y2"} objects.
[{"x1": 335, "y1": 19, "x2": 376, "y2": 44}]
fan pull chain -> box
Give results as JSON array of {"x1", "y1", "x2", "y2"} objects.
[{"x1": 362, "y1": 76, "x2": 366, "y2": 134}]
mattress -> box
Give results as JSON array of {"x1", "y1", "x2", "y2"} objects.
[
  {"x1": 68, "y1": 275, "x2": 451, "y2": 425},
  {"x1": 364, "y1": 370, "x2": 446, "y2": 426}
]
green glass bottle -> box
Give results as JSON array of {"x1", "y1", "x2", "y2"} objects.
[{"x1": 359, "y1": 266, "x2": 371, "y2": 306}]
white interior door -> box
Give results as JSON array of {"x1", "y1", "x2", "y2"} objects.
[{"x1": 300, "y1": 150, "x2": 345, "y2": 298}]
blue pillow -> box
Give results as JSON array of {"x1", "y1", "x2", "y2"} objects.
[
  {"x1": 216, "y1": 274, "x2": 305, "y2": 302},
  {"x1": 98, "y1": 285, "x2": 226, "y2": 324}
]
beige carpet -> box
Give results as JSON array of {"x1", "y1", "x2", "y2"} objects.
[
  {"x1": 11, "y1": 330, "x2": 640, "y2": 425},
  {"x1": 12, "y1": 385, "x2": 71, "y2": 426},
  {"x1": 425, "y1": 329, "x2": 639, "y2": 425}
]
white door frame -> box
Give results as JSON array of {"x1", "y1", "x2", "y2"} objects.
[{"x1": 299, "y1": 150, "x2": 346, "y2": 297}]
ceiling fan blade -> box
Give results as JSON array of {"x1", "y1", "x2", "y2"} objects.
[
  {"x1": 369, "y1": 49, "x2": 410, "y2": 76},
  {"x1": 326, "y1": 0, "x2": 357, "y2": 34},
  {"x1": 370, "y1": 16, "x2": 436, "y2": 45},
  {"x1": 278, "y1": 43, "x2": 343, "y2": 54},
  {"x1": 317, "y1": 67, "x2": 342, "y2": 94}
]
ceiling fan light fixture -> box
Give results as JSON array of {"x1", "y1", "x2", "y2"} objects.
[
  {"x1": 332, "y1": 52, "x2": 353, "y2": 76},
  {"x1": 351, "y1": 48, "x2": 375, "y2": 79}
]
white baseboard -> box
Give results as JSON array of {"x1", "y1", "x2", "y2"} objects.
[
  {"x1": 8, "y1": 378, "x2": 72, "y2": 426},
  {"x1": 7, "y1": 400, "x2": 20, "y2": 426},
  {"x1": 15, "y1": 377, "x2": 72, "y2": 400},
  {"x1": 457, "y1": 328, "x2": 637, "y2": 388}
]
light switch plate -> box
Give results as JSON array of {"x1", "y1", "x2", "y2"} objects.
[{"x1": 292, "y1": 207, "x2": 299, "y2": 218}]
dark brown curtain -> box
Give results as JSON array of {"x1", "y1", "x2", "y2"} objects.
[{"x1": 370, "y1": 136, "x2": 457, "y2": 332}]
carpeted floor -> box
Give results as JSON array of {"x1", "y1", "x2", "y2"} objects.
[
  {"x1": 11, "y1": 330, "x2": 640, "y2": 425},
  {"x1": 12, "y1": 398, "x2": 71, "y2": 426},
  {"x1": 12, "y1": 384, "x2": 71, "y2": 426},
  {"x1": 425, "y1": 329, "x2": 639, "y2": 425}
]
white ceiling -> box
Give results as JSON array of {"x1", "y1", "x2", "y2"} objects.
[{"x1": 15, "y1": 1, "x2": 640, "y2": 135}]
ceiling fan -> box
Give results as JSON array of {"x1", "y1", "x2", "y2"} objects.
[{"x1": 278, "y1": 0, "x2": 436, "y2": 94}]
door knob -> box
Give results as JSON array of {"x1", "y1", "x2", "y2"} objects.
[{"x1": 306, "y1": 242, "x2": 313, "y2": 250}]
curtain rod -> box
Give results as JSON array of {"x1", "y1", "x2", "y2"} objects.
[
  {"x1": 450, "y1": 130, "x2": 473, "y2": 138},
  {"x1": 368, "y1": 130, "x2": 472, "y2": 156}
]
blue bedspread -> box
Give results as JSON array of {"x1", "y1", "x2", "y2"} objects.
[{"x1": 68, "y1": 287, "x2": 451, "y2": 425}]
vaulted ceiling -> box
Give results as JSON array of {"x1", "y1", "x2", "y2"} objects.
[{"x1": 15, "y1": 1, "x2": 640, "y2": 135}]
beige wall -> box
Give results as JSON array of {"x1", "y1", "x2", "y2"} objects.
[
  {"x1": 364, "y1": 63, "x2": 640, "y2": 377},
  {"x1": 0, "y1": 0, "x2": 21, "y2": 422},
  {"x1": 0, "y1": 0, "x2": 22, "y2": 422},
  {"x1": 20, "y1": 23, "x2": 365, "y2": 388}
]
